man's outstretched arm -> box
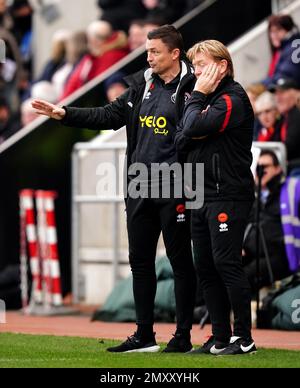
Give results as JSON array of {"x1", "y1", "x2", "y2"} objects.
[{"x1": 32, "y1": 90, "x2": 128, "y2": 131}]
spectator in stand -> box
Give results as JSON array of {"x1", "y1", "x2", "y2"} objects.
[
  {"x1": 143, "y1": 17, "x2": 166, "y2": 36},
  {"x1": 0, "y1": 96, "x2": 20, "y2": 143},
  {"x1": 9, "y1": 0, "x2": 33, "y2": 70},
  {"x1": 5, "y1": 0, "x2": 34, "y2": 101},
  {"x1": 24, "y1": 30, "x2": 88, "y2": 103},
  {"x1": 51, "y1": 31, "x2": 88, "y2": 99},
  {"x1": 0, "y1": 21, "x2": 25, "y2": 112},
  {"x1": 35, "y1": 29, "x2": 70, "y2": 84},
  {"x1": 246, "y1": 83, "x2": 266, "y2": 113},
  {"x1": 263, "y1": 14, "x2": 300, "y2": 88},
  {"x1": 243, "y1": 150, "x2": 292, "y2": 292},
  {"x1": 31, "y1": 81, "x2": 58, "y2": 104},
  {"x1": 128, "y1": 18, "x2": 165, "y2": 52},
  {"x1": 60, "y1": 21, "x2": 129, "y2": 101},
  {"x1": 103, "y1": 71, "x2": 127, "y2": 102},
  {"x1": 254, "y1": 91, "x2": 282, "y2": 142},
  {"x1": 128, "y1": 20, "x2": 147, "y2": 52},
  {"x1": 269, "y1": 77, "x2": 300, "y2": 165},
  {"x1": 9, "y1": 0, "x2": 32, "y2": 42},
  {"x1": 98, "y1": 0, "x2": 147, "y2": 32},
  {"x1": 142, "y1": 0, "x2": 186, "y2": 24}
]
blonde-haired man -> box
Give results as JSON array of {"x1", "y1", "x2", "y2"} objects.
[{"x1": 175, "y1": 40, "x2": 257, "y2": 356}]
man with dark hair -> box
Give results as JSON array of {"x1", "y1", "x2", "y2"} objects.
[
  {"x1": 147, "y1": 25, "x2": 185, "y2": 59},
  {"x1": 269, "y1": 78, "x2": 300, "y2": 168},
  {"x1": 32, "y1": 25, "x2": 197, "y2": 354},
  {"x1": 243, "y1": 150, "x2": 292, "y2": 291}
]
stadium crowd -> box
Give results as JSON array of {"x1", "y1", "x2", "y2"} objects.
[{"x1": 0, "y1": 0, "x2": 201, "y2": 143}]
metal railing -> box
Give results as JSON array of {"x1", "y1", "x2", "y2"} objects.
[{"x1": 72, "y1": 142, "x2": 126, "y2": 303}]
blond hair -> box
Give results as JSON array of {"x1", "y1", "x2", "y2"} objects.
[
  {"x1": 187, "y1": 40, "x2": 234, "y2": 78},
  {"x1": 255, "y1": 91, "x2": 277, "y2": 112},
  {"x1": 246, "y1": 83, "x2": 266, "y2": 99}
]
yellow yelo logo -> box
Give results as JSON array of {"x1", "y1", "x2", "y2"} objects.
[{"x1": 139, "y1": 116, "x2": 169, "y2": 136}]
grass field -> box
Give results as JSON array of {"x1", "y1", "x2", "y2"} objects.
[{"x1": 0, "y1": 333, "x2": 299, "y2": 368}]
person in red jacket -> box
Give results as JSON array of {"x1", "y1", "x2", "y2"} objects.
[{"x1": 60, "y1": 20, "x2": 129, "y2": 101}]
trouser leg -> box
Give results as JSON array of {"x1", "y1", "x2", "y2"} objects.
[
  {"x1": 206, "y1": 201, "x2": 253, "y2": 339},
  {"x1": 126, "y1": 197, "x2": 161, "y2": 326},
  {"x1": 159, "y1": 198, "x2": 196, "y2": 330},
  {"x1": 192, "y1": 205, "x2": 231, "y2": 343}
]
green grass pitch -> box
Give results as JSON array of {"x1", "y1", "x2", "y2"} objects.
[{"x1": 0, "y1": 333, "x2": 299, "y2": 368}]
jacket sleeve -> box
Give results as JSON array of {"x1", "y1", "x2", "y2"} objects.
[
  {"x1": 285, "y1": 112, "x2": 300, "y2": 161},
  {"x1": 61, "y1": 89, "x2": 129, "y2": 131},
  {"x1": 174, "y1": 120, "x2": 195, "y2": 152},
  {"x1": 181, "y1": 91, "x2": 246, "y2": 138}
]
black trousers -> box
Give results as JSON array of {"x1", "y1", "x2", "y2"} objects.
[
  {"x1": 126, "y1": 196, "x2": 196, "y2": 330},
  {"x1": 192, "y1": 201, "x2": 253, "y2": 342}
]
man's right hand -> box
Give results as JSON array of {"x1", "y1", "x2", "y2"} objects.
[{"x1": 31, "y1": 100, "x2": 66, "y2": 121}]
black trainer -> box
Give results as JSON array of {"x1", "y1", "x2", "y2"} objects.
[
  {"x1": 106, "y1": 332, "x2": 160, "y2": 353},
  {"x1": 162, "y1": 333, "x2": 193, "y2": 353},
  {"x1": 188, "y1": 336, "x2": 229, "y2": 355},
  {"x1": 218, "y1": 336, "x2": 257, "y2": 356}
]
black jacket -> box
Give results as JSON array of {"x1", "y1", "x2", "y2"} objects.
[
  {"x1": 62, "y1": 61, "x2": 196, "y2": 174},
  {"x1": 283, "y1": 106, "x2": 300, "y2": 163},
  {"x1": 175, "y1": 76, "x2": 255, "y2": 202},
  {"x1": 244, "y1": 174, "x2": 286, "y2": 259}
]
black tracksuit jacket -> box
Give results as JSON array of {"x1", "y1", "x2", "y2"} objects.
[
  {"x1": 61, "y1": 61, "x2": 196, "y2": 176},
  {"x1": 175, "y1": 76, "x2": 255, "y2": 202}
]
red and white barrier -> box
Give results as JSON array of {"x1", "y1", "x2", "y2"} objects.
[
  {"x1": 35, "y1": 190, "x2": 52, "y2": 308},
  {"x1": 19, "y1": 189, "x2": 66, "y2": 315},
  {"x1": 37, "y1": 191, "x2": 63, "y2": 307},
  {"x1": 20, "y1": 190, "x2": 43, "y2": 306},
  {"x1": 19, "y1": 193, "x2": 29, "y2": 309}
]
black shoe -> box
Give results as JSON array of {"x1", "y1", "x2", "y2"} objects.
[
  {"x1": 218, "y1": 336, "x2": 257, "y2": 356},
  {"x1": 162, "y1": 333, "x2": 193, "y2": 353},
  {"x1": 106, "y1": 332, "x2": 160, "y2": 353},
  {"x1": 189, "y1": 336, "x2": 229, "y2": 355}
]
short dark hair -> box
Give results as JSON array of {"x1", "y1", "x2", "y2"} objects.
[
  {"x1": 268, "y1": 14, "x2": 296, "y2": 32},
  {"x1": 147, "y1": 25, "x2": 185, "y2": 57},
  {"x1": 260, "y1": 150, "x2": 280, "y2": 167}
]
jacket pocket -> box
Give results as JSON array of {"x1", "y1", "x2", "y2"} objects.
[{"x1": 212, "y1": 153, "x2": 221, "y2": 194}]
